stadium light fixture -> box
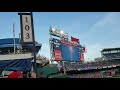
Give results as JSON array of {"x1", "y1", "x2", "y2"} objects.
[
  {"x1": 51, "y1": 27, "x2": 56, "y2": 32},
  {"x1": 60, "y1": 30, "x2": 64, "y2": 34}
]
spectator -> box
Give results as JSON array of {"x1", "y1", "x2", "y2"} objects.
[
  {"x1": 30, "y1": 71, "x2": 36, "y2": 78},
  {"x1": 38, "y1": 72, "x2": 46, "y2": 78},
  {"x1": 8, "y1": 71, "x2": 23, "y2": 78},
  {"x1": 57, "y1": 62, "x2": 62, "y2": 73},
  {"x1": 23, "y1": 71, "x2": 30, "y2": 78}
]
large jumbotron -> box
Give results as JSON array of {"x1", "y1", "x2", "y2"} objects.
[
  {"x1": 49, "y1": 27, "x2": 86, "y2": 63},
  {"x1": 0, "y1": 38, "x2": 42, "y2": 72}
]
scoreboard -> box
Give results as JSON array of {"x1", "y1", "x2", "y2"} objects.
[{"x1": 52, "y1": 38, "x2": 83, "y2": 62}]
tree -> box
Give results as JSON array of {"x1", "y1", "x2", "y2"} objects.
[
  {"x1": 36, "y1": 54, "x2": 49, "y2": 66},
  {"x1": 94, "y1": 57, "x2": 103, "y2": 62}
]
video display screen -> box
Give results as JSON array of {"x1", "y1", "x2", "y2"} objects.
[{"x1": 61, "y1": 44, "x2": 80, "y2": 61}]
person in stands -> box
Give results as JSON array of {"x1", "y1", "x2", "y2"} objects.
[
  {"x1": 8, "y1": 71, "x2": 23, "y2": 78},
  {"x1": 38, "y1": 72, "x2": 44, "y2": 78},
  {"x1": 30, "y1": 71, "x2": 36, "y2": 78},
  {"x1": 23, "y1": 71, "x2": 29, "y2": 78},
  {"x1": 57, "y1": 62, "x2": 63, "y2": 74}
]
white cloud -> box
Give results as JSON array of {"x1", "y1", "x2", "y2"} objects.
[
  {"x1": 84, "y1": 40, "x2": 120, "y2": 62},
  {"x1": 84, "y1": 44, "x2": 102, "y2": 62},
  {"x1": 90, "y1": 12, "x2": 120, "y2": 32},
  {"x1": 81, "y1": 12, "x2": 120, "y2": 40},
  {"x1": 92, "y1": 12, "x2": 115, "y2": 28}
]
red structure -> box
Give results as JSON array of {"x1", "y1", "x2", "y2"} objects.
[{"x1": 54, "y1": 50, "x2": 62, "y2": 61}]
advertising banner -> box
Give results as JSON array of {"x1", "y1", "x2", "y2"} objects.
[
  {"x1": 52, "y1": 38, "x2": 60, "y2": 43},
  {"x1": 53, "y1": 43, "x2": 61, "y2": 50},
  {"x1": 80, "y1": 53, "x2": 84, "y2": 61},
  {"x1": 54, "y1": 50, "x2": 62, "y2": 61}
]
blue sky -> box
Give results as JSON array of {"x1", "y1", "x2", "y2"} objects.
[{"x1": 0, "y1": 12, "x2": 120, "y2": 62}]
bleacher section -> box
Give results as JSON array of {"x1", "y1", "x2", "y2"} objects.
[
  {"x1": 63, "y1": 60, "x2": 120, "y2": 71},
  {"x1": 103, "y1": 53, "x2": 120, "y2": 60},
  {"x1": 101, "y1": 47, "x2": 120, "y2": 60}
]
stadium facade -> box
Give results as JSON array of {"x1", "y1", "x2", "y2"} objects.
[{"x1": 0, "y1": 38, "x2": 42, "y2": 72}]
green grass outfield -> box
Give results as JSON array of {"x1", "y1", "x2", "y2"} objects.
[{"x1": 112, "y1": 76, "x2": 120, "y2": 78}]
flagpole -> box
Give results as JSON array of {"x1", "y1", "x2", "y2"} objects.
[
  {"x1": 31, "y1": 12, "x2": 37, "y2": 77},
  {"x1": 13, "y1": 23, "x2": 15, "y2": 54}
]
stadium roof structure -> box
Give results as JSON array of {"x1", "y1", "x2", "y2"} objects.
[
  {"x1": 0, "y1": 38, "x2": 42, "y2": 71},
  {"x1": 0, "y1": 38, "x2": 42, "y2": 46},
  {"x1": 0, "y1": 38, "x2": 19, "y2": 45},
  {"x1": 101, "y1": 48, "x2": 120, "y2": 52},
  {"x1": 0, "y1": 38, "x2": 42, "y2": 52}
]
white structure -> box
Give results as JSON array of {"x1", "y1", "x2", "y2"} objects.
[{"x1": 0, "y1": 53, "x2": 33, "y2": 61}]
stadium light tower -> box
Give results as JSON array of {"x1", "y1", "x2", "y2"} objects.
[
  {"x1": 51, "y1": 27, "x2": 56, "y2": 32},
  {"x1": 60, "y1": 30, "x2": 64, "y2": 34}
]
